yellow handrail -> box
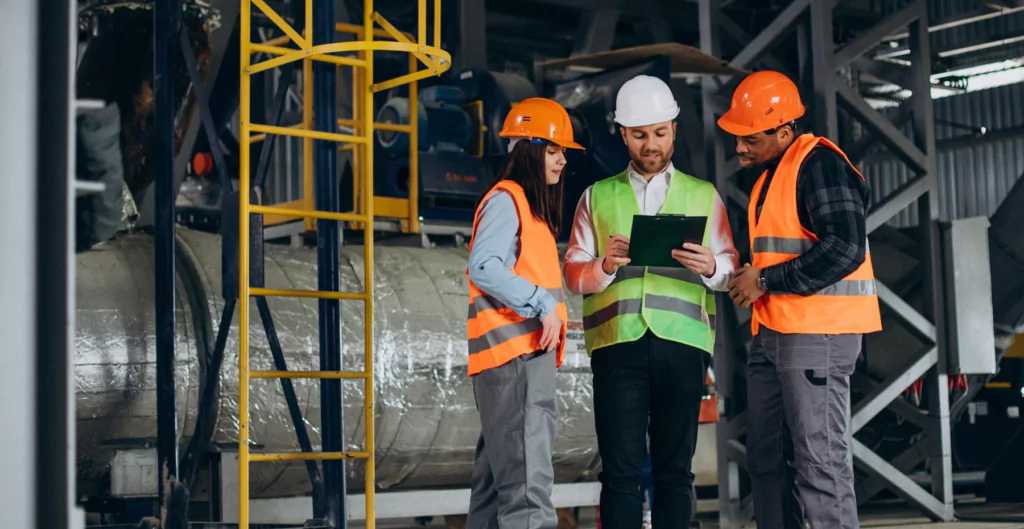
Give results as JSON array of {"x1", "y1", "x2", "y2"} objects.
[
  {"x1": 238, "y1": 1, "x2": 450, "y2": 528},
  {"x1": 259, "y1": 11, "x2": 445, "y2": 232}
]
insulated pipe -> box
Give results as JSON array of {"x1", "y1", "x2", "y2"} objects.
[{"x1": 74, "y1": 230, "x2": 597, "y2": 498}]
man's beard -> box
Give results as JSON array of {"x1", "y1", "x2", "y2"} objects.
[{"x1": 630, "y1": 149, "x2": 672, "y2": 174}]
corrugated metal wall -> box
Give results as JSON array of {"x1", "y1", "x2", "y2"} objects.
[
  {"x1": 860, "y1": 82, "x2": 1024, "y2": 227},
  {"x1": 880, "y1": 0, "x2": 1024, "y2": 51},
  {"x1": 927, "y1": 0, "x2": 1024, "y2": 55}
]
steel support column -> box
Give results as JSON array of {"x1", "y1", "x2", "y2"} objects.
[
  {"x1": 908, "y1": 4, "x2": 953, "y2": 517},
  {"x1": 699, "y1": 0, "x2": 951, "y2": 525},
  {"x1": 313, "y1": 0, "x2": 346, "y2": 526},
  {"x1": 700, "y1": 7, "x2": 745, "y2": 521},
  {"x1": 34, "y1": 0, "x2": 75, "y2": 527},
  {"x1": 154, "y1": 0, "x2": 181, "y2": 502},
  {"x1": 810, "y1": 0, "x2": 838, "y2": 139}
]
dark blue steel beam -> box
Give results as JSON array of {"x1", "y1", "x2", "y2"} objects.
[
  {"x1": 35, "y1": 0, "x2": 72, "y2": 527},
  {"x1": 313, "y1": 0, "x2": 347, "y2": 526},
  {"x1": 154, "y1": 0, "x2": 181, "y2": 505},
  {"x1": 179, "y1": 299, "x2": 236, "y2": 487}
]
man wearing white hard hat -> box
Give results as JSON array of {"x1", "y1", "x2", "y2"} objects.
[{"x1": 564, "y1": 74, "x2": 739, "y2": 528}]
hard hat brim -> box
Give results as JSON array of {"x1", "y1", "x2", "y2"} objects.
[
  {"x1": 716, "y1": 112, "x2": 766, "y2": 137},
  {"x1": 549, "y1": 138, "x2": 585, "y2": 150},
  {"x1": 717, "y1": 107, "x2": 806, "y2": 137},
  {"x1": 501, "y1": 133, "x2": 585, "y2": 150},
  {"x1": 614, "y1": 108, "x2": 680, "y2": 128}
]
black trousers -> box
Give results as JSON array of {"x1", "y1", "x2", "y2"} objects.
[{"x1": 591, "y1": 331, "x2": 710, "y2": 529}]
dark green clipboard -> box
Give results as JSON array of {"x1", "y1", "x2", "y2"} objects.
[{"x1": 626, "y1": 214, "x2": 708, "y2": 268}]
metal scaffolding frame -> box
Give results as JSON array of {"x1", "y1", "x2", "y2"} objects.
[
  {"x1": 236, "y1": 2, "x2": 451, "y2": 529},
  {"x1": 698, "y1": 0, "x2": 952, "y2": 526},
  {"x1": 145, "y1": 0, "x2": 450, "y2": 526}
]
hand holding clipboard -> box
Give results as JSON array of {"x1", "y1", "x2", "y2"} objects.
[{"x1": 622, "y1": 215, "x2": 715, "y2": 276}]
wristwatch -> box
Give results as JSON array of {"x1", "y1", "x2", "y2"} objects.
[{"x1": 757, "y1": 272, "x2": 768, "y2": 293}]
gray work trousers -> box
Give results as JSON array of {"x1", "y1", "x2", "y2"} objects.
[
  {"x1": 747, "y1": 327, "x2": 862, "y2": 529},
  {"x1": 467, "y1": 350, "x2": 558, "y2": 529}
]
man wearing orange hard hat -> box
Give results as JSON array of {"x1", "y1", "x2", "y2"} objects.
[{"x1": 719, "y1": 71, "x2": 882, "y2": 529}]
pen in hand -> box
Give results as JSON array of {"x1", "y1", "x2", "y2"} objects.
[{"x1": 603, "y1": 234, "x2": 631, "y2": 275}]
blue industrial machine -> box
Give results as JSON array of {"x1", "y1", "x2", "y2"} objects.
[
  {"x1": 370, "y1": 60, "x2": 679, "y2": 238},
  {"x1": 372, "y1": 69, "x2": 539, "y2": 228}
]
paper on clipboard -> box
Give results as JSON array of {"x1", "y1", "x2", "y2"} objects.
[{"x1": 626, "y1": 215, "x2": 708, "y2": 268}]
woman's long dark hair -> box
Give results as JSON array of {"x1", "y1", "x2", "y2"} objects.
[{"x1": 476, "y1": 141, "x2": 565, "y2": 236}]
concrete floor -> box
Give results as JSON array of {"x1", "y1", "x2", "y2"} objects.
[{"x1": 357, "y1": 500, "x2": 1024, "y2": 529}]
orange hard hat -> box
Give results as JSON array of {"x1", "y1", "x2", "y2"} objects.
[
  {"x1": 499, "y1": 97, "x2": 584, "y2": 150},
  {"x1": 717, "y1": 70, "x2": 805, "y2": 137}
]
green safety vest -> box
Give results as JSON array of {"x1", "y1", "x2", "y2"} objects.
[{"x1": 583, "y1": 169, "x2": 718, "y2": 355}]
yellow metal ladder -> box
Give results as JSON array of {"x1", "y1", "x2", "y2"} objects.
[{"x1": 238, "y1": 1, "x2": 451, "y2": 528}]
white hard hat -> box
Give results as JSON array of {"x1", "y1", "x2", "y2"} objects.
[{"x1": 614, "y1": 75, "x2": 680, "y2": 127}]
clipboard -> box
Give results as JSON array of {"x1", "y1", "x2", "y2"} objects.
[{"x1": 626, "y1": 214, "x2": 708, "y2": 268}]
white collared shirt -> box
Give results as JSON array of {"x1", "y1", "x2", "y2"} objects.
[{"x1": 563, "y1": 162, "x2": 740, "y2": 294}]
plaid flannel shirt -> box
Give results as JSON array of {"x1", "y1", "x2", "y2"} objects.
[{"x1": 756, "y1": 145, "x2": 870, "y2": 296}]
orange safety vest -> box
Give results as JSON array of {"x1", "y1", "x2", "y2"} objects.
[
  {"x1": 466, "y1": 180, "x2": 568, "y2": 376},
  {"x1": 747, "y1": 134, "x2": 883, "y2": 336}
]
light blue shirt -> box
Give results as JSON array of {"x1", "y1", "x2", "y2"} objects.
[{"x1": 467, "y1": 189, "x2": 558, "y2": 319}]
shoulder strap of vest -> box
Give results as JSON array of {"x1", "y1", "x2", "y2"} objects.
[
  {"x1": 753, "y1": 134, "x2": 819, "y2": 195},
  {"x1": 492, "y1": 179, "x2": 525, "y2": 201},
  {"x1": 663, "y1": 170, "x2": 715, "y2": 211},
  {"x1": 814, "y1": 136, "x2": 866, "y2": 182},
  {"x1": 471, "y1": 180, "x2": 528, "y2": 246},
  {"x1": 593, "y1": 170, "x2": 630, "y2": 190},
  {"x1": 492, "y1": 179, "x2": 532, "y2": 223},
  {"x1": 671, "y1": 169, "x2": 715, "y2": 197},
  {"x1": 789, "y1": 134, "x2": 822, "y2": 163},
  {"x1": 666, "y1": 170, "x2": 716, "y2": 245},
  {"x1": 590, "y1": 170, "x2": 631, "y2": 208}
]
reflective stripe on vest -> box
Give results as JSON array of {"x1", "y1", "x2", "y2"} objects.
[
  {"x1": 465, "y1": 180, "x2": 569, "y2": 376},
  {"x1": 751, "y1": 236, "x2": 878, "y2": 296},
  {"x1": 747, "y1": 134, "x2": 883, "y2": 336},
  {"x1": 583, "y1": 169, "x2": 718, "y2": 355},
  {"x1": 468, "y1": 287, "x2": 565, "y2": 320}
]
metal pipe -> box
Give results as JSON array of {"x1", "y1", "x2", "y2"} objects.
[
  {"x1": 937, "y1": 34, "x2": 1024, "y2": 58},
  {"x1": 238, "y1": 0, "x2": 254, "y2": 524},
  {"x1": 154, "y1": 0, "x2": 181, "y2": 500},
  {"x1": 363, "y1": 0, "x2": 377, "y2": 524},
  {"x1": 887, "y1": 5, "x2": 1024, "y2": 41},
  {"x1": 303, "y1": 39, "x2": 314, "y2": 231},
  {"x1": 313, "y1": 0, "x2": 346, "y2": 526},
  {"x1": 408, "y1": 52, "x2": 419, "y2": 233}
]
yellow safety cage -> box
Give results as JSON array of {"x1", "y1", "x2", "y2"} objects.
[{"x1": 238, "y1": 0, "x2": 451, "y2": 528}]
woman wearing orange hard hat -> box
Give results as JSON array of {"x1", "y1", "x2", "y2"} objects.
[
  {"x1": 720, "y1": 70, "x2": 882, "y2": 529},
  {"x1": 464, "y1": 97, "x2": 583, "y2": 529}
]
